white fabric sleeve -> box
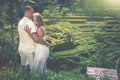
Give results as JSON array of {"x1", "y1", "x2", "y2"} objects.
[{"x1": 27, "y1": 22, "x2": 37, "y2": 33}]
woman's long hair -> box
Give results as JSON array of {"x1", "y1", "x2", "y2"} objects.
[{"x1": 33, "y1": 12, "x2": 44, "y2": 27}]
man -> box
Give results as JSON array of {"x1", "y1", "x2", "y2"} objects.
[{"x1": 18, "y1": 6, "x2": 48, "y2": 73}]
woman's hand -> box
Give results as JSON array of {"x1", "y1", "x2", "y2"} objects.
[{"x1": 24, "y1": 25, "x2": 31, "y2": 35}]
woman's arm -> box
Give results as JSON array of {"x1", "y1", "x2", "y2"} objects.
[
  {"x1": 37, "y1": 27, "x2": 45, "y2": 38},
  {"x1": 37, "y1": 27, "x2": 49, "y2": 45},
  {"x1": 24, "y1": 25, "x2": 49, "y2": 46}
]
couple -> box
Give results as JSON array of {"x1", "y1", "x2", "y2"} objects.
[{"x1": 18, "y1": 6, "x2": 49, "y2": 78}]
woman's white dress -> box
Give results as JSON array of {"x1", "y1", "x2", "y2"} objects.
[{"x1": 33, "y1": 41, "x2": 49, "y2": 74}]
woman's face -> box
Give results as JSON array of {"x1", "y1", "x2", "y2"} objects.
[{"x1": 33, "y1": 16, "x2": 38, "y2": 26}]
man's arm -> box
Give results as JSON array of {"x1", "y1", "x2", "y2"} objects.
[
  {"x1": 31, "y1": 33, "x2": 48, "y2": 46},
  {"x1": 24, "y1": 25, "x2": 48, "y2": 46}
]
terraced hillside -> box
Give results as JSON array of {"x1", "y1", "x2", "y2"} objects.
[
  {"x1": 1, "y1": 14, "x2": 120, "y2": 80},
  {"x1": 46, "y1": 15, "x2": 120, "y2": 74},
  {"x1": 47, "y1": 15, "x2": 120, "y2": 56}
]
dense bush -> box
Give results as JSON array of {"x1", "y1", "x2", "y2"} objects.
[{"x1": 0, "y1": 29, "x2": 20, "y2": 68}]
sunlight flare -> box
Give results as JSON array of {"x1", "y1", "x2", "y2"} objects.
[{"x1": 107, "y1": 0, "x2": 120, "y2": 7}]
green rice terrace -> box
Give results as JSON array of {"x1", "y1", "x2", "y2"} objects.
[{"x1": 1, "y1": 0, "x2": 120, "y2": 80}]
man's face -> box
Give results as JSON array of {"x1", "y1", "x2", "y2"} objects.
[{"x1": 28, "y1": 9, "x2": 34, "y2": 19}]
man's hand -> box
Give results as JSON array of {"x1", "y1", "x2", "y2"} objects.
[{"x1": 24, "y1": 25, "x2": 31, "y2": 35}]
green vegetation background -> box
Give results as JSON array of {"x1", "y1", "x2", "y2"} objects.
[{"x1": 0, "y1": 0, "x2": 120, "y2": 80}]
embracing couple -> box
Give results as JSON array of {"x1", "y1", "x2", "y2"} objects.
[{"x1": 17, "y1": 6, "x2": 49, "y2": 79}]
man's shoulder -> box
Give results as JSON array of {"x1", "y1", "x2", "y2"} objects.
[
  {"x1": 28, "y1": 20, "x2": 34, "y2": 24},
  {"x1": 24, "y1": 18, "x2": 34, "y2": 24},
  {"x1": 18, "y1": 17, "x2": 24, "y2": 23},
  {"x1": 20, "y1": 18, "x2": 34, "y2": 24},
  {"x1": 26, "y1": 20, "x2": 35, "y2": 27},
  {"x1": 18, "y1": 18, "x2": 23, "y2": 26}
]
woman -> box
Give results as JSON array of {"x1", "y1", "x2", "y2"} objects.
[{"x1": 24, "y1": 12, "x2": 49, "y2": 77}]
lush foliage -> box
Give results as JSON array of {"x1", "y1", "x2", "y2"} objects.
[{"x1": 0, "y1": 0, "x2": 120, "y2": 80}]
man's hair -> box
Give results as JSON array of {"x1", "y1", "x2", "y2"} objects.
[{"x1": 23, "y1": 6, "x2": 33, "y2": 13}]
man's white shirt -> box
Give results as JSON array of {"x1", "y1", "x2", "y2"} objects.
[{"x1": 18, "y1": 17, "x2": 36, "y2": 53}]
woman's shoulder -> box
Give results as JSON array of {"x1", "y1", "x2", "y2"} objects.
[
  {"x1": 37, "y1": 26, "x2": 46, "y2": 36},
  {"x1": 38, "y1": 26, "x2": 45, "y2": 31}
]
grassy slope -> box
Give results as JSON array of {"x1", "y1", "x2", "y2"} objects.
[
  {"x1": 47, "y1": 16, "x2": 104, "y2": 56},
  {"x1": 45, "y1": 15, "x2": 120, "y2": 79},
  {"x1": 1, "y1": 15, "x2": 120, "y2": 80}
]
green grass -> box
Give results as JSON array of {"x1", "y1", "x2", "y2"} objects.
[
  {"x1": 1, "y1": 14, "x2": 120, "y2": 79},
  {"x1": 51, "y1": 44, "x2": 95, "y2": 57},
  {"x1": 59, "y1": 19, "x2": 87, "y2": 21},
  {"x1": 0, "y1": 67, "x2": 86, "y2": 80},
  {"x1": 48, "y1": 16, "x2": 89, "y2": 19},
  {"x1": 47, "y1": 69, "x2": 85, "y2": 80}
]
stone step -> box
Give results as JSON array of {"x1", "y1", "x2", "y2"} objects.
[
  {"x1": 103, "y1": 24, "x2": 120, "y2": 29},
  {"x1": 46, "y1": 16, "x2": 89, "y2": 19},
  {"x1": 104, "y1": 29, "x2": 120, "y2": 32},
  {"x1": 59, "y1": 19, "x2": 87, "y2": 24},
  {"x1": 106, "y1": 20, "x2": 119, "y2": 24}
]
